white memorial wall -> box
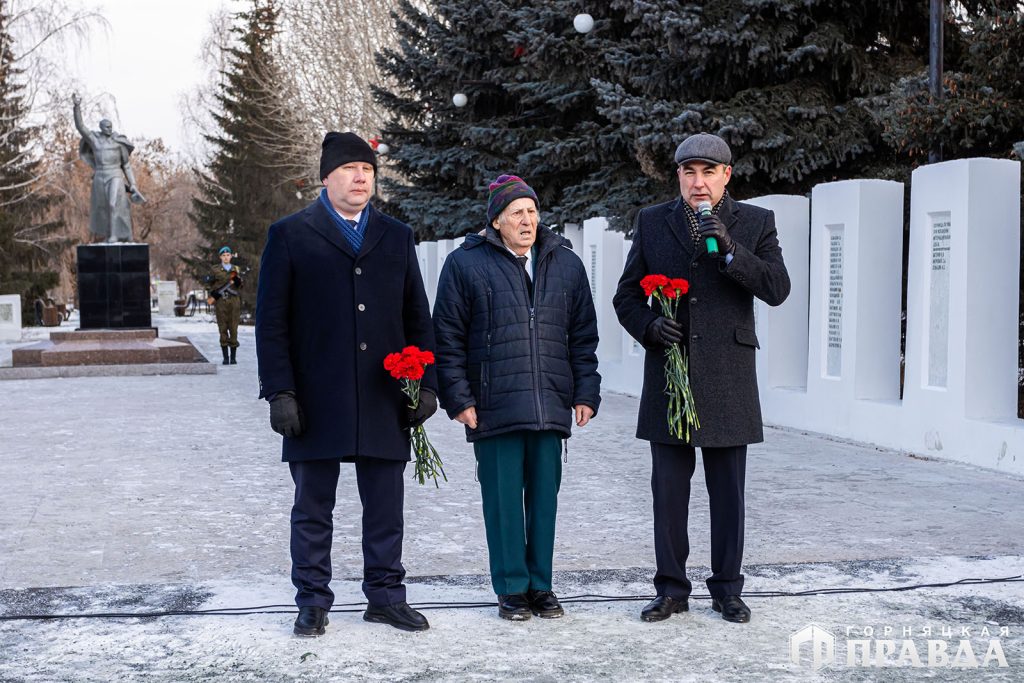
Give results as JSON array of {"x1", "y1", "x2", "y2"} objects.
[{"x1": 416, "y1": 158, "x2": 1024, "y2": 475}]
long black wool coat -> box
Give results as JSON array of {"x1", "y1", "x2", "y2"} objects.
[
  {"x1": 255, "y1": 200, "x2": 437, "y2": 462},
  {"x1": 612, "y1": 196, "x2": 790, "y2": 447},
  {"x1": 433, "y1": 225, "x2": 601, "y2": 442}
]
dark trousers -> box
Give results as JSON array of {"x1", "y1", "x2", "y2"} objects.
[
  {"x1": 289, "y1": 457, "x2": 407, "y2": 609},
  {"x1": 215, "y1": 296, "x2": 240, "y2": 348},
  {"x1": 651, "y1": 442, "x2": 746, "y2": 600},
  {"x1": 473, "y1": 431, "x2": 562, "y2": 596}
]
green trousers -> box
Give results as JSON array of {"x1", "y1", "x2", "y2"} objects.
[
  {"x1": 473, "y1": 430, "x2": 562, "y2": 596},
  {"x1": 215, "y1": 296, "x2": 241, "y2": 348}
]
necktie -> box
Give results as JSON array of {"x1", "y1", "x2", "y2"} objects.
[
  {"x1": 344, "y1": 219, "x2": 357, "y2": 229},
  {"x1": 516, "y1": 255, "x2": 533, "y2": 297}
]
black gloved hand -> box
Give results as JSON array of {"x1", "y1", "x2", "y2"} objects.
[
  {"x1": 644, "y1": 316, "x2": 684, "y2": 347},
  {"x1": 698, "y1": 214, "x2": 735, "y2": 257},
  {"x1": 270, "y1": 391, "x2": 305, "y2": 438},
  {"x1": 406, "y1": 388, "x2": 438, "y2": 428}
]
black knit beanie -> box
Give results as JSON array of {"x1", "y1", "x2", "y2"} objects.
[{"x1": 320, "y1": 132, "x2": 377, "y2": 180}]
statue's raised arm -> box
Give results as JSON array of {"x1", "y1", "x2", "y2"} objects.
[{"x1": 72, "y1": 93, "x2": 91, "y2": 141}]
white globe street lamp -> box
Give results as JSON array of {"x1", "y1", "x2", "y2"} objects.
[{"x1": 573, "y1": 13, "x2": 594, "y2": 34}]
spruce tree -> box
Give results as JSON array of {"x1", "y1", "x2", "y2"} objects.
[
  {"x1": 870, "y1": 2, "x2": 1024, "y2": 162},
  {"x1": 0, "y1": 0, "x2": 65, "y2": 324},
  {"x1": 188, "y1": 0, "x2": 307, "y2": 308},
  {"x1": 496, "y1": 2, "x2": 640, "y2": 230},
  {"x1": 376, "y1": 1, "x2": 640, "y2": 238},
  {"x1": 374, "y1": 0, "x2": 525, "y2": 240},
  {"x1": 378, "y1": 0, "x2": 952, "y2": 232},
  {"x1": 577, "y1": 0, "x2": 944, "y2": 228}
]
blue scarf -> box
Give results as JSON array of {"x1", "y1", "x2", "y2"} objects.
[{"x1": 319, "y1": 188, "x2": 368, "y2": 253}]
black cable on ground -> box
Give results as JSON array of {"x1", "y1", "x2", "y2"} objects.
[{"x1": 0, "y1": 575, "x2": 1020, "y2": 622}]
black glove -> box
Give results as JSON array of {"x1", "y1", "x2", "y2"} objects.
[
  {"x1": 698, "y1": 214, "x2": 735, "y2": 257},
  {"x1": 270, "y1": 391, "x2": 305, "y2": 438},
  {"x1": 406, "y1": 388, "x2": 438, "y2": 428},
  {"x1": 644, "y1": 316, "x2": 684, "y2": 347}
]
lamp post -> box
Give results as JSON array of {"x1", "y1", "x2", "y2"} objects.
[{"x1": 928, "y1": 0, "x2": 943, "y2": 164}]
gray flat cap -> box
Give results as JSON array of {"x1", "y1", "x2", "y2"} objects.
[{"x1": 674, "y1": 132, "x2": 732, "y2": 166}]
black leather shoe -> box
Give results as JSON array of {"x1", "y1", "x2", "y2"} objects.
[
  {"x1": 221, "y1": 346, "x2": 229, "y2": 365},
  {"x1": 229, "y1": 347, "x2": 237, "y2": 364},
  {"x1": 640, "y1": 595, "x2": 688, "y2": 622},
  {"x1": 363, "y1": 601, "x2": 430, "y2": 632},
  {"x1": 293, "y1": 606, "x2": 329, "y2": 637},
  {"x1": 712, "y1": 595, "x2": 751, "y2": 623},
  {"x1": 526, "y1": 590, "x2": 564, "y2": 619},
  {"x1": 497, "y1": 594, "x2": 532, "y2": 621}
]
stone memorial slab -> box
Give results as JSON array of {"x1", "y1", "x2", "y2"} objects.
[
  {"x1": 744, "y1": 195, "x2": 811, "y2": 391},
  {"x1": 583, "y1": 217, "x2": 624, "y2": 362},
  {"x1": 826, "y1": 226, "x2": 844, "y2": 377},
  {"x1": 905, "y1": 158, "x2": 1021, "y2": 422},
  {"x1": 927, "y1": 212, "x2": 952, "y2": 387},
  {"x1": 156, "y1": 281, "x2": 177, "y2": 316},
  {"x1": 805, "y1": 179, "x2": 904, "y2": 418},
  {"x1": 0, "y1": 294, "x2": 21, "y2": 341}
]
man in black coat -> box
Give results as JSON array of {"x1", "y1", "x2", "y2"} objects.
[
  {"x1": 613, "y1": 133, "x2": 790, "y2": 624},
  {"x1": 433, "y1": 175, "x2": 601, "y2": 621},
  {"x1": 256, "y1": 132, "x2": 438, "y2": 636}
]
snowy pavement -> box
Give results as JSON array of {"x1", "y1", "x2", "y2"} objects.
[{"x1": 1, "y1": 316, "x2": 1022, "y2": 681}]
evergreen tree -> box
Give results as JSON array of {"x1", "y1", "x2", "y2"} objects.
[
  {"x1": 497, "y1": 2, "x2": 639, "y2": 231},
  {"x1": 376, "y1": 1, "x2": 639, "y2": 238},
  {"x1": 578, "y1": 0, "x2": 946, "y2": 229},
  {"x1": 374, "y1": 0, "x2": 525, "y2": 239},
  {"x1": 377, "y1": 1, "x2": 941, "y2": 233},
  {"x1": 189, "y1": 0, "x2": 307, "y2": 308},
  {"x1": 0, "y1": 0, "x2": 65, "y2": 325},
  {"x1": 870, "y1": 1, "x2": 1024, "y2": 162}
]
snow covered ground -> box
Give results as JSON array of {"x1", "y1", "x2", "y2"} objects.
[{"x1": 1, "y1": 316, "x2": 1022, "y2": 681}]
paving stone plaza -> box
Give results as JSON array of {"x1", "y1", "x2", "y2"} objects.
[{"x1": 1, "y1": 317, "x2": 1021, "y2": 681}]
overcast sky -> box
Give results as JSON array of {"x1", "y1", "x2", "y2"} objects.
[{"x1": 67, "y1": 0, "x2": 244, "y2": 156}]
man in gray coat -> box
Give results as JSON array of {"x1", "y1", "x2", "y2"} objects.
[{"x1": 613, "y1": 133, "x2": 790, "y2": 624}]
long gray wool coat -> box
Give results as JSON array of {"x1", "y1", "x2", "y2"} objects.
[{"x1": 612, "y1": 196, "x2": 791, "y2": 447}]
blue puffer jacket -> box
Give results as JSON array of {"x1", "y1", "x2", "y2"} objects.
[{"x1": 433, "y1": 225, "x2": 601, "y2": 442}]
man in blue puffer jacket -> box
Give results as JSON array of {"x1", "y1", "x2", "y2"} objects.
[{"x1": 433, "y1": 174, "x2": 601, "y2": 621}]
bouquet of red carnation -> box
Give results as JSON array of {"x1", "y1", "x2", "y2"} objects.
[
  {"x1": 640, "y1": 274, "x2": 701, "y2": 442},
  {"x1": 384, "y1": 345, "x2": 447, "y2": 487}
]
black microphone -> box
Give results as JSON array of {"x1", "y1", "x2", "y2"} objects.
[{"x1": 697, "y1": 201, "x2": 718, "y2": 254}]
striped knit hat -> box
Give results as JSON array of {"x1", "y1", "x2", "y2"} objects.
[{"x1": 486, "y1": 174, "x2": 539, "y2": 222}]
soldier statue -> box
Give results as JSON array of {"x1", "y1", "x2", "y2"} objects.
[{"x1": 72, "y1": 93, "x2": 146, "y2": 242}]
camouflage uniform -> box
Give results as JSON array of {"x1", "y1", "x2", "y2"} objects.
[{"x1": 208, "y1": 263, "x2": 242, "y2": 363}]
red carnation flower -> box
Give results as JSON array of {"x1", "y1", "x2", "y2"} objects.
[
  {"x1": 640, "y1": 274, "x2": 670, "y2": 297},
  {"x1": 383, "y1": 344, "x2": 446, "y2": 486}
]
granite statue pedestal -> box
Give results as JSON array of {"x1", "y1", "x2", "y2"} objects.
[{"x1": 77, "y1": 243, "x2": 152, "y2": 329}]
